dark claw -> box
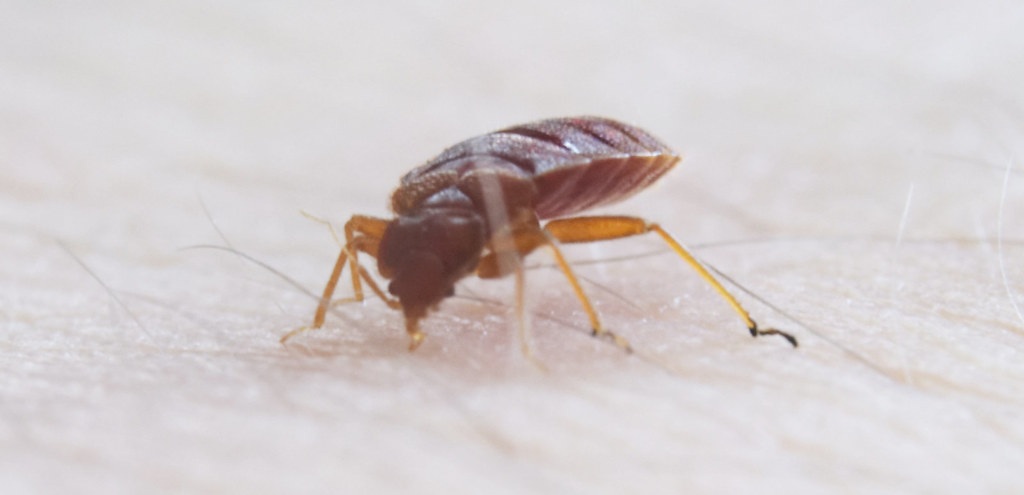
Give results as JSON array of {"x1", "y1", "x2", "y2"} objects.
[{"x1": 749, "y1": 319, "x2": 799, "y2": 348}]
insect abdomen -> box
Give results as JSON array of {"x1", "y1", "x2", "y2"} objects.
[
  {"x1": 510, "y1": 117, "x2": 680, "y2": 218},
  {"x1": 395, "y1": 117, "x2": 680, "y2": 219}
]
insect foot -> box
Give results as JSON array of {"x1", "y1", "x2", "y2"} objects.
[{"x1": 748, "y1": 319, "x2": 799, "y2": 347}]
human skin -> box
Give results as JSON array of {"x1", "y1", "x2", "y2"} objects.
[{"x1": 2, "y1": 2, "x2": 1023, "y2": 493}]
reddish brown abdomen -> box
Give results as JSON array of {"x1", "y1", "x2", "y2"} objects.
[{"x1": 397, "y1": 116, "x2": 680, "y2": 219}]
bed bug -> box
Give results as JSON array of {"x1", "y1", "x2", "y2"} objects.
[{"x1": 282, "y1": 116, "x2": 797, "y2": 351}]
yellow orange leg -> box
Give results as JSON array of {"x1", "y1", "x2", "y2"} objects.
[
  {"x1": 342, "y1": 215, "x2": 389, "y2": 303},
  {"x1": 543, "y1": 215, "x2": 797, "y2": 347},
  {"x1": 336, "y1": 264, "x2": 401, "y2": 310},
  {"x1": 478, "y1": 227, "x2": 633, "y2": 352},
  {"x1": 281, "y1": 215, "x2": 392, "y2": 344}
]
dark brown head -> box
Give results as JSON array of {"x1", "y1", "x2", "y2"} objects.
[{"x1": 377, "y1": 208, "x2": 486, "y2": 323}]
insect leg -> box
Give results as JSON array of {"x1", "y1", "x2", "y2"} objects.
[
  {"x1": 345, "y1": 264, "x2": 401, "y2": 310},
  {"x1": 281, "y1": 215, "x2": 392, "y2": 344},
  {"x1": 343, "y1": 215, "x2": 390, "y2": 301},
  {"x1": 476, "y1": 227, "x2": 632, "y2": 352},
  {"x1": 280, "y1": 246, "x2": 349, "y2": 343},
  {"x1": 543, "y1": 216, "x2": 798, "y2": 347}
]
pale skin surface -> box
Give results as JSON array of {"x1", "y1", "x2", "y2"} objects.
[{"x1": 2, "y1": 2, "x2": 1024, "y2": 493}]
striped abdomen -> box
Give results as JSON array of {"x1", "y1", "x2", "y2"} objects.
[{"x1": 393, "y1": 116, "x2": 680, "y2": 219}]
